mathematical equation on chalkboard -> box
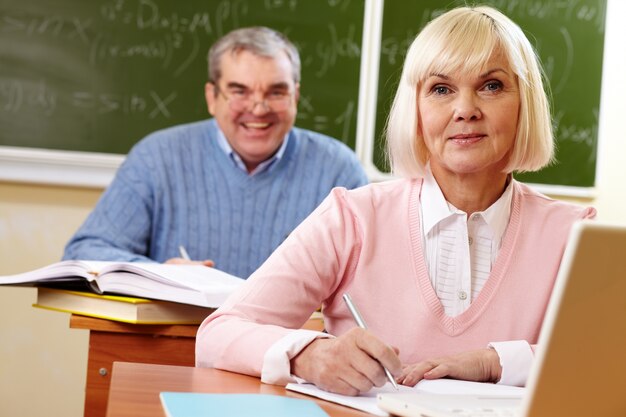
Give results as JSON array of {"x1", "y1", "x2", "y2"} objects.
[{"x1": 0, "y1": 0, "x2": 363, "y2": 153}]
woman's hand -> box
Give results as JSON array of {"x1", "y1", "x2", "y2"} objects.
[
  {"x1": 290, "y1": 327, "x2": 401, "y2": 396},
  {"x1": 398, "y1": 348, "x2": 502, "y2": 386}
]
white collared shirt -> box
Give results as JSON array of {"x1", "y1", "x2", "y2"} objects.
[
  {"x1": 421, "y1": 168, "x2": 513, "y2": 317},
  {"x1": 215, "y1": 126, "x2": 290, "y2": 176},
  {"x1": 419, "y1": 170, "x2": 531, "y2": 386}
]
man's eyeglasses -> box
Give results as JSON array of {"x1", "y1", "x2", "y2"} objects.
[{"x1": 215, "y1": 85, "x2": 294, "y2": 112}]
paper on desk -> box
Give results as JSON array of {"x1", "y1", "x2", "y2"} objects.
[{"x1": 286, "y1": 379, "x2": 525, "y2": 417}]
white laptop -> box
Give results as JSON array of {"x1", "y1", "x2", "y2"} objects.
[{"x1": 378, "y1": 220, "x2": 626, "y2": 417}]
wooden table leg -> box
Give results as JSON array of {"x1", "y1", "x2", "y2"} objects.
[{"x1": 83, "y1": 331, "x2": 195, "y2": 417}]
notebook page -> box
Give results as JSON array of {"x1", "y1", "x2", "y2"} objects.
[{"x1": 286, "y1": 379, "x2": 525, "y2": 417}]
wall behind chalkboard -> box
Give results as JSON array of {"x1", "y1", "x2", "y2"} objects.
[
  {"x1": 374, "y1": 0, "x2": 606, "y2": 188},
  {"x1": 0, "y1": 0, "x2": 363, "y2": 154}
]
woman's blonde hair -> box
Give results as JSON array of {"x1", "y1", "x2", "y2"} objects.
[{"x1": 385, "y1": 6, "x2": 554, "y2": 178}]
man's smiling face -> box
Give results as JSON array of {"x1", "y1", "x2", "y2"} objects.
[{"x1": 205, "y1": 50, "x2": 299, "y2": 172}]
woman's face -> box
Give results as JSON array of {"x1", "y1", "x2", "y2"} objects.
[{"x1": 417, "y1": 51, "x2": 520, "y2": 178}]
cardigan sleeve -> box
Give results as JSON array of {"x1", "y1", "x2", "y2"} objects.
[
  {"x1": 195, "y1": 187, "x2": 362, "y2": 378},
  {"x1": 62, "y1": 144, "x2": 156, "y2": 262}
]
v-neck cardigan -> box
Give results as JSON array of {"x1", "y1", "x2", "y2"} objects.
[{"x1": 196, "y1": 178, "x2": 596, "y2": 377}]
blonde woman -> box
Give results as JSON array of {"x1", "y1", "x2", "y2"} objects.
[{"x1": 196, "y1": 6, "x2": 595, "y2": 395}]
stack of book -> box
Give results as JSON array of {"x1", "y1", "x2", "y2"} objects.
[
  {"x1": 34, "y1": 288, "x2": 214, "y2": 325},
  {"x1": 0, "y1": 260, "x2": 245, "y2": 324}
]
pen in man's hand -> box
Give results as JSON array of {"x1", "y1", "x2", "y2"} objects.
[
  {"x1": 178, "y1": 245, "x2": 191, "y2": 261},
  {"x1": 342, "y1": 293, "x2": 399, "y2": 390}
]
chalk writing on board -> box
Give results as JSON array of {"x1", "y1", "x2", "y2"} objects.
[
  {"x1": 2, "y1": 1, "x2": 361, "y2": 80},
  {"x1": 1, "y1": 14, "x2": 92, "y2": 43},
  {"x1": 0, "y1": 79, "x2": 56, "y2": 116},
  {"x1": 0, "y1": 79, "x2": 178, "y2": 119},
  {"x1": 554, "y1": 109, "x2": 599, "y2": 149},
  {"x1": 73, "y1": 90, "x2": 178, "y2": 118},
  {"x1": 1, "y1": 0, "x2": 365, "y2": 154},
  {"x1": 478, "y1": 0, "x2": 605, "y2": 32},
  {"x1": 313, "y1": 24, "x2": 360, "y2": 77},
  {"x1": 0, "y1": 77, "x2": 356, "y2": 148},
  {"x1": 100, "y1": 0, "x2": 246, "y2": 35}
]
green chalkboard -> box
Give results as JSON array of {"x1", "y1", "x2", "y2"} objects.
[
  {"x1": 375, "y1": 0, "x2": 606, "y2": 188},
  {"x1": 0, "y1": 0, "x2": 363, "y2": 154}
]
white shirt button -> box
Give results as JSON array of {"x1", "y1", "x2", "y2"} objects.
[
  {"x1": 458, "y1": 290, "x2": 468, "y2": 300},
  {"x1": 468, "y1": 236, "x2": 473, "y2": 245}
]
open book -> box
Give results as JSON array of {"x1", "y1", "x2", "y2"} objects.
[
  {"x1": 0, "y1": 260, "x2": 245, "y2": 308},
  {"x1": 286, "y1": 379, "x2": 524, "y2": 417}
]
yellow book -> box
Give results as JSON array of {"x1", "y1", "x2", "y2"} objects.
[{"x1": 33, "y1": 288, "x2": 215, "y2": 324}]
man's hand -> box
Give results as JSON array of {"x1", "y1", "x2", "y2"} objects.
[
  {"x1": 165, "y1": 257, "x2": 215, "y2": 267},
  {"x1": 398, "y1": 348, "x2": 502, "y2": 386},
  {"x1": 290, "y1": 328, "x2": 401, "y2": 396}
]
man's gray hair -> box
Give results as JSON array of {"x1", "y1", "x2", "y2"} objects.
[{"x1": 208, "y1": 26, "x2": 301, "y2": 84}]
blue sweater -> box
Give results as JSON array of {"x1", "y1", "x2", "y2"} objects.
[{"x1": 62, "y1": 119, "x2": 368, "y2": 278}]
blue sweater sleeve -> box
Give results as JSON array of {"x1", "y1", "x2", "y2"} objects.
[{"x1": 62, "y1": 141, "x2": 157, "y2": 262}]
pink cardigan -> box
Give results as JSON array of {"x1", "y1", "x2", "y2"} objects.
[{"x1": 196, "y1": 179, "x2": 596, "y2": 378}]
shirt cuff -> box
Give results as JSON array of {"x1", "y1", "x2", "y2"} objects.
[
  {"x1": 260, "y1": 329, "x2": 332, "y2": 385},
  {"x1": 488, "y1": 340, "x2": 534, "y2": 387}
]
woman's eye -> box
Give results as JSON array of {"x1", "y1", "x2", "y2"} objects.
[
  {"x1": 432, "y1": 85, "x2": 449, "y2": 95},
  {"x1": 484, "y1": 81, "x2": 503, "y2": 91}
]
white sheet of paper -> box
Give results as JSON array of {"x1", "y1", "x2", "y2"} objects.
[{"x1": 286, "y1": 379, "x2": 525, "y2": 417}]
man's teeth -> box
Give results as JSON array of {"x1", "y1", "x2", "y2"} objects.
[{"x1": 244, "y1": 122, "x2": 270, "y2": 129}]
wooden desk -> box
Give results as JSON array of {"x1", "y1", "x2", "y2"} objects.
[
  {"x1": 70, "y1": 313, "x2": 324, "y2": 417},
  {"x1": 107, "y1": 362, "x2": 370, "y2": 417}
]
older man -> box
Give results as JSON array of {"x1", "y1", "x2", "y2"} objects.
[{"x1": 63, "y1": 27, "x2": 367, "y2": 278}]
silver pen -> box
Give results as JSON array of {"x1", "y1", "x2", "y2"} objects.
[
  {"x1": 342, "y1": 293, "x2": 399, "y2": 390},
  {"x1": 178, "y1": 245, "x2": 191, "y2": 261}
]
